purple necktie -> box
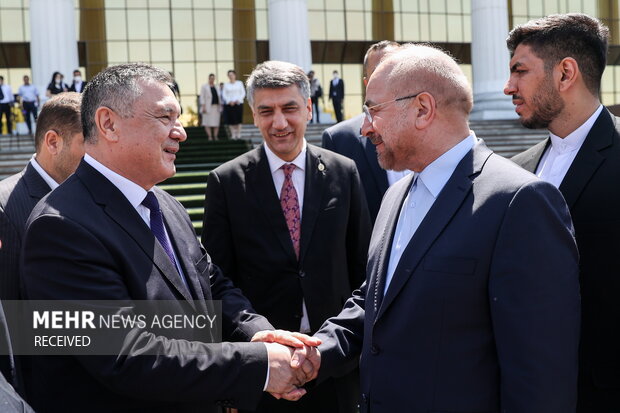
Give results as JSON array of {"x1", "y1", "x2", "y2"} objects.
[
  {"x1": 280, "y1": 164, "x2": 300, "y2": 258},
  {"x1": 142, "y1": 192, "x2": 178, "y2": 270}
]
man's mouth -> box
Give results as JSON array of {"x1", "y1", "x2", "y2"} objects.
[{"x1": 273, "y1": 131, "x2": 292, "y2": 138}]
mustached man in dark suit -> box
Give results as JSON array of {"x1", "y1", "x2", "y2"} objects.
[
  {"x1": 20, "y1": 63, "x2": 319, "y2": 413},
  {"x1": 322, "y1": 41, "x2": 410, "y2": 223},
  {"x1": 0, "y1": 92, "x2": 83, "y2": 410},
  {"x1": 309, "y1": 44, "x2": 581, "y2": 413},
  {"x1": 505, "y1": 14, "x2": 620, "y2": 413},
  {"x1": 202, "y1": 60, "x2": 371, "y2": 413}
]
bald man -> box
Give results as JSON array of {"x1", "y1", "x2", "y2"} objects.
[{"x1": 312, "y1": 44, "x2": 581, "y2": 413}]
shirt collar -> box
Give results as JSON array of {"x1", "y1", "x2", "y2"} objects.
[
  {"x1": 264, "y1": 139, "x2": 307, "y2": 173},
  {"x1": 549, "y1": 104, "x2": 603, "y2": 153},
  {"x1": 417, "y1": 133, "x2": 477, "y2": 198},
  {"x1": 29, "y1": 155, "x2": 59, "y2": 190},
  {"x1": 84, "y1": 153, "x2": 148, "y2": 208}
]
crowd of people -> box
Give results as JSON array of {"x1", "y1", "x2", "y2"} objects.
[{"x1": 0, "y1": 11, "x2": 618, "y2": 413}]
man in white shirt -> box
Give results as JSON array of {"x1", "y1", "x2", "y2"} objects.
[
  {"x1": 312, "y1": 43, "x2": 580, "y2": 413},
  {"x1": 20, "y1": 63, "x2": 318, "y2": 413},
  {"x1": 17, "y1": 76, "x2": 40, "y2": 136},
  {"x1": 0, "y1": 76, "x2": 14, "y2": 136},
  {"x1": 506, "y1": 13, "x2": 620, "y2": 413}
]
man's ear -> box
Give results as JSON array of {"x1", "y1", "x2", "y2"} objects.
[
  {"x1": 94, "y1": 106, "x2": 120, "y2": 142},
  {"x1": 413, "y1": 92, "x2": 436, "y2": 129},
  {"x1": 557, "y1": 57, "x2": 579, "y2": 92},
  {"x1": 43, "y1": 130, "x2": 63, "y2": 156}
]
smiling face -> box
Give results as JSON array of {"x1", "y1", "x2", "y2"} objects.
[
  {"x1": 113, "y1": 81, "x2": 187, "y2": 189},
  {"x1": 252, "y1": 85, "x2": 312, "y2": 161},
  {"x1": 504, "y1": 44, "x2": 565, "y2": 129}
]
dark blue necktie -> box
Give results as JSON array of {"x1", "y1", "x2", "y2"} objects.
[{"x1": 141, "y1": 192, "x2": 178, "y2": 270}]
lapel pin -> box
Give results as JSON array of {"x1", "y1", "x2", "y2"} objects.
[{"x1": 318, "y1": 162, "x2": 325, "y2": 172}]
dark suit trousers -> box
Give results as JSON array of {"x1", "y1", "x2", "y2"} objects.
[
  {"x1": 22, "y1": 102, "x2": 37, "y2": 134},
  {"x1": 332, "y1": 98, "x2": 343, "y2": 123},
  {"x1": 311, "y1": 97, "x2": 320, "y2": 123},
  {"x1": 0, "y1": 103, "x2": 12, "y2": 134}
]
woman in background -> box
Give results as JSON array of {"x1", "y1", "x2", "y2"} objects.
[
  {"x1": 222, "y1": 69, "x2": 245, "y2": 140},
  {"x1": 46, "y1": 72, "x2": 67, "y2": 97},
  {"x1": 199, "y1": 73, "x2": 222, "y2": 141}
]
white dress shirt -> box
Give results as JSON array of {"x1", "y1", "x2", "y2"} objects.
[
  {"x1": 222, "y1": 80, "x2": 245, "y2": 104},
  {"x1": 29, "y1": 155, "x2": 59, "y2": 190},
  {"x1": 384, "y1": 133, "x2": 477, "y2": 294},
  {"x1": 18, "y1": 84, "x2": 39, "y2": 102},
  {"x1": 83, "y1": 154, "x2": 188, "y2": 288},
  {"x1": 0, "y1": 84, "x2": 13, "y2": 104},
  {"x1": 263, "y1": 140, "x2": 312, "y2": 333},
  {"x1": 535, "y1": 104, "x2": 603, "y2": 189}
]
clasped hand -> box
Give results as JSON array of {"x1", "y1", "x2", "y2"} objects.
[{"x1": 252, "y1": 330, "x2": 322, "y2": 401}]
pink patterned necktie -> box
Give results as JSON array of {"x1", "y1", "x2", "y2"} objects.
[{"x1": 280, "y1": 164, "x2": 301, "y2": 259}]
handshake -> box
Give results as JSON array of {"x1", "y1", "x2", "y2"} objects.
[{"x1": 251, "y1": 330, "x2": 322, "y2": 401}]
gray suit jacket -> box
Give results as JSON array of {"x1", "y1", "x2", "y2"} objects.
[{"x1": 316, "y1": 140, "x2": 581, "y2": 413}]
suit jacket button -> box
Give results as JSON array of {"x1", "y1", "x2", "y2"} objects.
[
  {"x1": 298, "y1": 270, "x2": 306, "y2": 278},
  {"x1": 370, "y1": 345, "x2": 379, "y2": 354}
]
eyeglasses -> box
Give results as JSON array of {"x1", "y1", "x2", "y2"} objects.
[{"x1": 362, "y1": 92, "x2": 422, "y2": 123}]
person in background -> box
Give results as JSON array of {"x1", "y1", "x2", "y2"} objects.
[
  {"x1": 68, "y1": 69, "x2": 87, "y2": 93},
  {"x1": 46, "y1": 72, "x2": 67, "y2": 97},
  {"x1": 200, "y1": 73, "x2": 222, "y2": 141},
  {"x1": 0, "y1": 76, "x2": 14, "y2": 136},
  {"x1": 322, "y1": 40, "x2": 404, "y2": 224},
  {"x1": 223, "y1": 69, "x2": 246, "y2": 140},
  {"x1": 17, "y1": 75, "x2": 40, "y2": 136},
  {"x1": 328, "y1": 70, "x2": 344, "y2": 123},
  {"x1": 308, "y1": 71, "x2": 321, "y2": 123}
]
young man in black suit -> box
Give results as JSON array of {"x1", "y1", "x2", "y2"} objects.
[
  {"x1": 202, "y1": 60, "x2": 371, "y2": 413},
  {"x1": 328, "y1": 70, "x2": 345, "y2": 122},
  {"x1": 505, "y1": 13, "x2": 620, "y2": 412}
]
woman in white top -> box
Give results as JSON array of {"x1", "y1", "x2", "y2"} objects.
[
  {"x1": 199, "y1": 73, "x2": 222, "y2": 140},
  {"x1": 222, "y1": 69, "x2": 245, "y2": 140}
]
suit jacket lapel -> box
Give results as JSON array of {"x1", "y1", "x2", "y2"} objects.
[
  {"x1": 559, "y1": 109, "x2": 613, "y2": 208},
  {"x1": 515, "y1": 139, "x2": 549, "y2": 174},
  {"x1": 299, "y1": 146, "x2": 326, "y2": 264},
  {"x1": 376, "y1": 142, "x2": 492, "y2": 320},
  {"x1": 77, "y1": 161, "x2": 195, "y2": 305},
  {"x1": 360, "y1": 136, "x2": 389, "y2": 194},
  {"x1": 247, "y1": 146, "x2": 298, "y2": 262},
  {"x1": 23, "y1": 162, "x2": 52, "y2": 201},
  {"x1": 370, "y1": 174, "x2": 412, "y2": 314},
  {"x1": 159, "y1": 195, "x2": 204, "y2": 312}
]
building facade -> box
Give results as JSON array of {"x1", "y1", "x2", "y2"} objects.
[{"x1": 0, "y1": 0, "x2": 618, "y2": 125}]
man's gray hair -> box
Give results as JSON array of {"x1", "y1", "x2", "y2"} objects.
[
  {"x1": 246, "y1": 61, "x2": 310, "y2": 107},
  {"x1": 81, "y1": 63, "x2": 174, "y2": 143}
]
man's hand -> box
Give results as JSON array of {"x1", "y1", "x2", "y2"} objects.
[
  {"x1": 252, "y1": 329, "x2": 321, "y2": 349},
  {"x1": 264, "y1": 342, "x2": 307, "y2": 401}
]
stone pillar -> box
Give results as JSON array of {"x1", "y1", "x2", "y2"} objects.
[
  {"x1": 30, "y1": 0, "x2": 79, "y2": 100},
  {"x1": 470, "y1": 0, "x2": 516, "y2": 120},
  {"x1": 268, "y1": 0, "x2": 312, "y2": 72}
]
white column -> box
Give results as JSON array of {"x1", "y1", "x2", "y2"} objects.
[
  {"x1": 470, "y1": 0, "x2": 516, "y2": 120},
  {"x1": 30, "y1": 0, "x2": 79, "y2": 100},
  {"x1": 268, "y1": 0, "x2": 312, "y2": 72}
]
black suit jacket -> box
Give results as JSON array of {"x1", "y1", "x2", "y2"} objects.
[
  {"x1": 202, "y1": 143, "x2": 371, "y2": 412},
  {"x1": 512, "y1": 108, "x2": 620, "y2": 411},
  {"x1": 322, "y1": 114, "x2": 389, "y2": 223},
  {"x1": 0, "y1": 163, "x2": 52, "y2": 395},
  {"x1": 21, "y1": 160, "x2": 274, "y2": 413},
  {"x1": 316, "y1": 141, "x2": 581, "y2": 413},
  {"x1": 68, "y1": 81, "x2": 87, "y2": 93},
  {"x1": 0, "y1": 163, "x2": 51, "y2": 301},
  {"x1": 329, "y1": 78, "x2": 344, "y2": 101}
]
